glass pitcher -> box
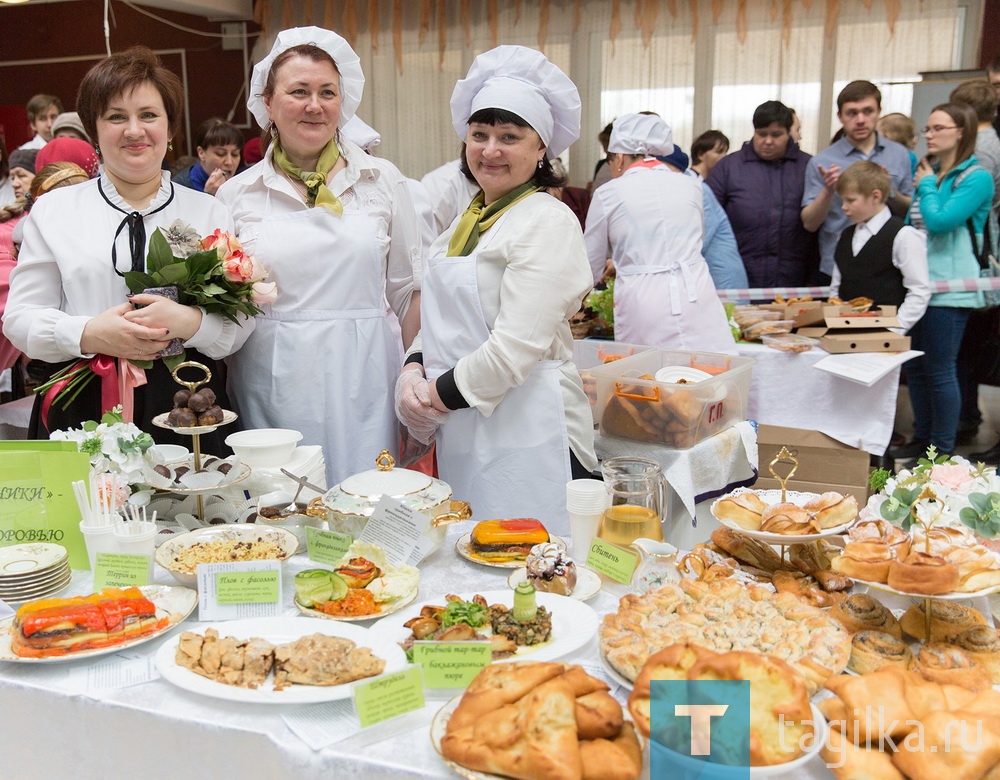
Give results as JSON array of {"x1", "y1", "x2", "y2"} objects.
[{"x1": 597, "y1": 456, "x2": 667, "y2": 546}]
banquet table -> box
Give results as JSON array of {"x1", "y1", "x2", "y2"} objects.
[
  {"x1": 736, "y1": 341, "x2": 900, "y2": 456},
  {"x1": 0, "y1": 521, "x2": 840, "y2": 780}
]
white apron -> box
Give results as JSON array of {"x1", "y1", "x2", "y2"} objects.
[
  {"x1": 422, "y1": 214, "x2": 573, "y2": 535},
  {"x1": 614, "y1": 257, "x2": 735, "y2": 354},
  {"x1": 227, "y1": 191, "x2": 400, "y2": 486}
]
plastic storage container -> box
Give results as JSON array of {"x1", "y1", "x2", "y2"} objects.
[
  {"x1": 590, "y1": 350, "x2": 755, "y2": 448},
  {"x1": 742, "y1": 319, "x2": 794, "y2": 341},
  {"x1": 572, "y1": 340, "x2": 653, "y2": 423},
  {"x1": 761, "y1": 333, "x2": 819, "y2": 353}
]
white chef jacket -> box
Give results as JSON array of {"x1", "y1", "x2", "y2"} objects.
[
  {"x1": 420, "y1": 159, "x2": 480, "y2": 237},
  {"x1": 408, "y1": 192, "x2": 597, "y2": 471},
  {"x1": 828, "y1": 205, "x2": 930, "y2": 333},
  {"x1": 217, "y1": 138, "x2": 422, "y2": 317},
  {"x1": 0, "y1": 177, "x2": 14, "y2": 208},
  {"x1": 16, "y1": 135, "x2": 46, "y2": 152},
  {"x1": 3, "y1": 173, "x2": 252, "y2": 363}
]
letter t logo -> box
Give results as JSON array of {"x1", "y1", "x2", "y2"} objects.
[{"x1": 674, "y1": 704, "x2": 729, "y2": 755}]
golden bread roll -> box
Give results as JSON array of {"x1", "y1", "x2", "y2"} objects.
[
  {"x1": 803, "y1": 491, "x2": 859, "y2": 529},
  {"x1": 662, "y1": 388, "x2": 703, "y2": 427},
  {"x1": 709, "y1": 527, "x2": 786, "y2": 572},
  {"x1": 579, "y1": 722, "x2": 643, "y2": 780},
  {"x1": 890, "y1": 709, "x2": 1000, "y2": 780},
  {"x1": 574, "y1": 690, "x2": 623, "y2": 740},
  {"x1": 713, "y1": 492, "x2": 767, "y2": 531},
  {"x1": 688, "y1": 651, "x2": 813, "y2": 766},
  {"x1": 811, "y1": 569, "x2": 854, "y2": 592},
  {"x1": 911, "y1": 642, "x2": 992, "y2": 693},
  {"x1": 771, "y1": 570, "x2": 837, "y2": 609},
  {"x1": 946, "y1": 545, "x2": 1000, "y2": 592},
  {"x1": 911, "y1": 525, "x2": 978, "y2": 556},
  {"x1": 788, "y1": 539, "x2": 839, "y2": 573},
  {"x1": 821, "y1": 723, "x2": 905, "y2": 780},
  {"x1": 848, "y1": 519, "x2": 911, "y2": 560},
  {"x1": 816, "y1": 695, "x2": 847, "y2": 724},
  {"x1": 627, "y1": 642, "x2": 719, "y2": 737},
  {"x1": 759, "y1": 502, "x2": 817, "y2": 535},
  {"x1": 600, "y1": 393, "x2": 661, "y2": 443},
  {"x1": 951, "y1": 626, "x2": 1000, "y2": 684},
  {"x1": 829, "y1": 593, "x2": 902, "y2": 638},
  {"x1": 899, "y1": 601, "x2": 987, "y2": 643},
  {"x1": 886, "y1": 551, "x2": 960, "y2": 595},
  {"x1": 825, "y1": 667, "x2": 919, "y2": 740},
  {"x1": 447, "y1": 661, "x2": 565, "y2": 733},
  {"x1": 847, "y1": 630, "x2": 913, "y2": 675},
  {"x1": 557, "y1": 664, "x2": 612, "y2": 697},
  {"x1": 831, "y1": 543, "x2": 896, "y2": 583}
]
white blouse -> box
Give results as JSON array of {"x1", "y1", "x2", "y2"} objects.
[{"x1": 3, "y1": 173, "x2": 252, "y2": 363}]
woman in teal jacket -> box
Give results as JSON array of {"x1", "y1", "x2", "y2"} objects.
[{"x1": 899, "y1": 102, "x2": 994, "y2": 457}]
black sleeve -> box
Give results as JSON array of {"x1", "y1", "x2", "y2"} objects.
[{"x1": 435, "y1": 368, "x2": 470, "y2": 410}]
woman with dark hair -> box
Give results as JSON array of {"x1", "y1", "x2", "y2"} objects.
[
  {"x1": 690, "y1": 129, "x2": 729, "y2": 181},
  {"x1": 895, "y1": 103, "x2": 995, "y2": 460},
  {"x1": 394, "y1": 45, "x2": 596, "y2": 534},
  {"x1": 2, "y1": 46, "x2": 249, "y2": 445},
  {"x1": 217, "y1": 27, "x2": 421, "y2": 485},
  {"x1": 173, "y1": 117, "x2": 243, "y2": 195}
]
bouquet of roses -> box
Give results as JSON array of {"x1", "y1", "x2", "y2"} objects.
[{"x1": 36, "y1": 221, "x2": 274, "y2": 422}]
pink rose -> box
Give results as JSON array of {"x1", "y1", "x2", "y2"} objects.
[
  {"x1": 250, "y1": 281, "x2": 277, "y2": 305},
  {"x1": 201, "y1": 229, "x2": 243, "y2": 258},
  {"x1": 221, "y1": 250, "x2": 258, "y2": 283},
  {"x1": 930, "y1": 463, "x2": 975, "y2": 491}
]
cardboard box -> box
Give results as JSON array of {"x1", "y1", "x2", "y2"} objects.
[
  {"x1": 794, "y1": 305, "x2": 910, "y2": 353},
  {"x1": 754, "y1": 424, "x2": 870, "y2": 503},
  {"x1": 759, "y1": 300, "x2": 825, "y2": 320}
]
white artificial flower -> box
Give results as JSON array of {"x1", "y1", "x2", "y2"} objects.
[{"x1": 161, "y1": 219, "x2": 203, "y2": 258}]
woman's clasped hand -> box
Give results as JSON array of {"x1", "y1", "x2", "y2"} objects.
[{"x1": 394, "y1": 368, "x2": 447, "y2": 444}]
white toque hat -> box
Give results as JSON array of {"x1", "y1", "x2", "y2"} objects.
[
  {"x1": 341, "y1": 115, "x2": 381, "y2": 151},
  {"x1": 450, "y1": 45, "x2": 581, "y2": 159},
  {"x1": 608, "y1": 113, "x2": 674, "y2": 157},
  {"x1": 247, "y1": 26, "x2": 364, "y2": 131}
]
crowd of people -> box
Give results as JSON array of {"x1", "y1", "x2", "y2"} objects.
[{"x1": 1, "y1": 28, "x2": 1000, "y2": 513}]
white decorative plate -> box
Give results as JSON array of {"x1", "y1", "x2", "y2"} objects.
[
  {"x1": 456, "y1": 533, "x2": 568, "y2": 569},
  {"x1": 0, "y1": 544, "x2": 68, "y2": 576},
  {"x1": 145, "y1": 462, "x2": 252, "y2": 495},
  {"x1": 506, "y1": 566, "x2": 602, "y2": 602},
  {"x1": 851, "y1": 577, "x2": 1000, "y2": 601},
  {"x1": 0, "y1": 585, "x2": 197, "y2": 663},
  {"x1": 155, "y1": 616, "x2": 406, "y2": 703},
  {"x1": 599, "y1": 647, "x2": 634, "y2": 691},
  {"x1": 151, "y1": 409, "x2": 238, "y2": 436},
  {"x1": 292, "y1": 585, "x2": 420, "y2": 623},
  {"x1": 371, "y1": 588, "x2": 598, "y2": 664},
  {"x1": 712, "y1": 488, "x2": 857, "y2": 544},
  {"x1": 154, "y1": 524, "x2": 299, "y2": 587}
]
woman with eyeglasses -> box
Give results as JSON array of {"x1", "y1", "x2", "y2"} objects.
[{"x1": 897, "y1": 103, "x2": 994, "y2": 460}]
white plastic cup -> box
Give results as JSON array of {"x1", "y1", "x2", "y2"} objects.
[
  {"x1": 79, "y1": 521, "x2": 118, "y2": 571},
  {"x1": 112, "y1": 521, "x2": 158, "y2": 580},
  {"x1": 566, "y1": 479, "x2": 609, "y2": 558}
]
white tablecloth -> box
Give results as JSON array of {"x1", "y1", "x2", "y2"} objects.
[
  {"x1": 737, "y1": 341, "x2": 900, "y2": 456},
  {"x1": 0, "y1": 521, "x2": 837, "y2": 780}
]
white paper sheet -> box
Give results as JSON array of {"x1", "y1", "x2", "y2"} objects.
[
  {"x1": 358, "y1": 496, "x2": 430, "y2": 566},
  {"x1": 812, "y1": 349, "x2": 923, "y2": 386},
  {"x1": 64, "y1": 650, "x2": 160, "y2": 696},
  {"x1": 196, "y1": 560, "x2": 283, "y2": 621}
]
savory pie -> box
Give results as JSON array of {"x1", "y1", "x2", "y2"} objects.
[{"x1": 599, "y1": 578, "x2": 850, "y2": 693}]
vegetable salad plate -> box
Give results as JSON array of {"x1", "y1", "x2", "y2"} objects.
[
  {"x1": 155, "y1": 616, "x2": 406, "y2": 704},
  {"x1": 0, "y1": 585, "x2": 197, "y2": 663},
  {"x1": 371, "y1": 589, "x2": 598, "y2": 663},
  {"x1": 293, "y1": 587, "x2": 420, "y2": 623}
]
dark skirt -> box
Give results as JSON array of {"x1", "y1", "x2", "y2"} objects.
[{"x1": 28, "y1": 349, "x2": 237, "y2": 456}]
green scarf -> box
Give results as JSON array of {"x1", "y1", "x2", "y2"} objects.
[
  {"x1": 447, "y1": 182, "x2": 542, "y2": 257},
  {"x1": 272, "y1": 138, "x2": 343, "y2": 215}
]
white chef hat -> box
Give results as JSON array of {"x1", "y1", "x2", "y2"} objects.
[
  {"x1": 608, "y1": 113, "x2": 674, "y2": 157},
  {"x1": 247, "y1": 26, "x2": 365, "y2": 131},
  {"x1": 341, "y1": 115, "x2": 381, "y2": 151},
  {"x1": 450, "y1": 45, "x2": 581, "y2": 159}
]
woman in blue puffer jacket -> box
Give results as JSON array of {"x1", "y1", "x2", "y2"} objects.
[{"x1": 900, "y1": 102, "x2": 994, "y2": 458}]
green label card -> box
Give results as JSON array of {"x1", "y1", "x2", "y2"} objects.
[
  {"x1": 412, "y1": 642, "x2": 492, "y2": 688},
  {"x1": 353, "y1": 666, "x2": 426, "y2": 729},
  {"x1": 585, "y1": 538, "x2": 638, "y2": 584},
  {"x1": 215, "y1": 570, "x2": 281, "y2": 604},
  {"x1": 93, "y1": 553, "x2": 151, "y2": 589},
  {"x1": 306, "y1": 526, "x2": 352, "y2": 565}
]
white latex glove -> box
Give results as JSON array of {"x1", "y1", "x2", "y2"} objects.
[{"x1": 394, "y1": 368, "x2": 447, "y2": 444}]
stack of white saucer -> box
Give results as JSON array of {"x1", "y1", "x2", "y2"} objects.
[{"x1": 0, "y1": 543, "x2": 72, "y2": 605}]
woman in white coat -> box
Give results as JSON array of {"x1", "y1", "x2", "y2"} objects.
[
  {"x1": 394, "y1": 46, "x2": 597, "y2": 535},
  {"x1": 585, "y1": 113, "x2": 735, "y2": 354},
  {"x1": 3, "y1": 47, "x2": 248, "y2": 448},
  {"x1": 217, "y1": 28, "x2": 421, "y2": 485}
]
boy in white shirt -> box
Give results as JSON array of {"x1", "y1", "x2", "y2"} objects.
[{"x1": 830, "y1": 161, "x2": 930, "y2": 333}]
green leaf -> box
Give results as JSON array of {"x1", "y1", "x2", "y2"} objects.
[
  {"x1": 123, "y1": 271, "x2": 158, "y2": 294},
  {"x1": 147, "y1": 229, "x2": 176, "y2": 274},
  {"x1": 969, "y1": 493, "x2": 991, "y2": 512},
  {"x1": 163, "y1": 352, "x2": 188, "y2": 373},
  {"x1": 868, "y1": 468, "x2": 891, "y2": 493},
  {"x1": 82, "y1": 420, "x2": 98, "y2": 432},
  {"x1": 960, "y1": 507, "x2": 981, "y2": 527},
  {"x1": 100, "y1": 409, "x2": 124, "y2": 425},
  {"x1": 200, "y1": 283, "x2": 228, "y2": 296},
  {"x1": 130, "y1": 359, "x2": 154, "y2": 370},
  {"x1": 156, "y1": 263, "x2": 190, "y2": 285}
]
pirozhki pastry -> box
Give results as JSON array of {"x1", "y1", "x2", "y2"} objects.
[
  {"x1": 714, "y1": 492, "x2": 767, "y2": 530},
  {"x1": 526, "y1": 543, "x2": 577, "y2": 595}
]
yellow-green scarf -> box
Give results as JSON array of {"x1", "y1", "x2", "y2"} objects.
[
  {"x1": 273, "y1": 138, "x2": 343, "y2": 215},
  {"x1": 447, "y1": 182, "x2": 542, "y2": 257}
]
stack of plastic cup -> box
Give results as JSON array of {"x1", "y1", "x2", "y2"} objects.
[
  {"x1": 79, "y1": 521, "x2": 117, "y2": 571},
  {"x1": 112, "y1": 520, "x2": 158, "y2": 581},
  {"x1": 566, "y1": 479, "x2": 610, "y2": 559}
]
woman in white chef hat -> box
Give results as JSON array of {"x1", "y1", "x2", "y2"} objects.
[
  {"x1": 584, "y1": 112, "x2": 735, "y2": 354},
  {"x1": 394, "y1": 45, "x2": 598, "y2": 534},
  {"x1": 217, "y1": 27, "x2": 423, "y2": 486}
]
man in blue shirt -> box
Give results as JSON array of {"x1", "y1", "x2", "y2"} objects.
[{"x1": 801, "y1": 80, "x2": 914, "y2": 284}]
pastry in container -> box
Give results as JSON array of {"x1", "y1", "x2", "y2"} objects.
[
  {"x1": 742, "y1": 319, "x2": 795, "y2": 341},
  {"x1": 761, "y1": 332, "x2": 819, "y2": 352}
]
